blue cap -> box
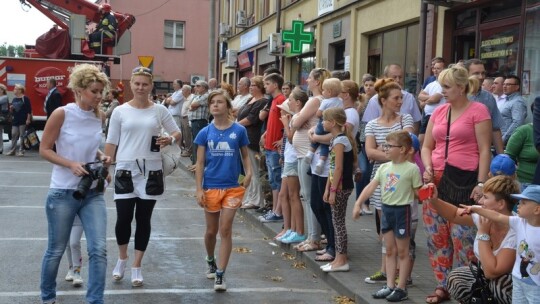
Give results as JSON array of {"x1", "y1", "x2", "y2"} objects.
[
  {"x1": 409, "y1": 132, "x2": 420, "y2": 152},
  {"x1": 490, "y1": 154, "x2": 516, "y2": 176},
  {"x1": 511, "y1": 184, "x2": 540, "y2": 204}
]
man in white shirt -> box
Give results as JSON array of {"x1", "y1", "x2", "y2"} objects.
[
  {"x1": 163, "y1": 79, "x2": 184, "y2": 128},
  {"x1": 418, "y1": 59, "x2": 445, "y2": 145},
  {"x1": 208, "y1": 78, "x2": 218, "y2": 92},
  {"x1": 231, "y1": 77, "x2": 252, "y2": 118},
  {"x1": 492, "y1": 76, "x2": 507, "y2": 112},
  {"x1": 180, "y1": 85, "x2": 194, "y2": 157},
  {"x1": 362, "y1": 64, "x2": 422, "y2": 134}
]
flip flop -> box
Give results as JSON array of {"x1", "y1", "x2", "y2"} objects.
[{"x1": 315, "y1": 253, "x2": 334, "y2": 262}]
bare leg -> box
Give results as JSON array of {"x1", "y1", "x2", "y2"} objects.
[
  {"x1": 204, "y1": 211, "x2": 220, "y2": 259},
  {"x1": 216, "y1": 208, "x2": 238, "y2": 271}
]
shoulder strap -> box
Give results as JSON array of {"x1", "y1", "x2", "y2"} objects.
[{"x1": 444, "y1": 107, "x2": 451, "y2": 162}]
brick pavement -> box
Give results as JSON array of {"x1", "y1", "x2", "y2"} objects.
[{"x1": 178, "y1": 156, "x2": 458, "y2": 303}]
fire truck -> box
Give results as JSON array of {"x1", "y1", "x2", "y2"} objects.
[{"x1": 0, "y1": 0, "x2": 135, "y2": 130}]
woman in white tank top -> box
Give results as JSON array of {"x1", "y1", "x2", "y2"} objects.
[{"x1": 39, "y1": 64, "x2": 111, "y2": 304}]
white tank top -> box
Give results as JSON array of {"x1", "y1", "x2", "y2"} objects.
[{"x1": 50, "y1": 103, "x2": 103, "y2": 189}]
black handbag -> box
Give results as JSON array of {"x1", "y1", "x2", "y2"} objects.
[
  {"x1": 469, "y1": 262, "x2": 495, "y2": 304},
  {"x1": 437, "y1": 108, "x2": 477, "y2": 206}
]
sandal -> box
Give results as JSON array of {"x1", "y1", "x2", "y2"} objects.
[
  {"x1": 425, "y1": 287, "x2": 450, "y2": 303},
  {"x1": 315, "y1": 252, "x2": 334, "y2": 262},
  {"x1": 296, "y1": 241, "x2": 321, "y2": 252},
  {"x1": 316, "y1": 248, "x2": 327, "y2": 255},
  {"x1": 293, "y1": 239, "x2": 310, "y2": 250}
]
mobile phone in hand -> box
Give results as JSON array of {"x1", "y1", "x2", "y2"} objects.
[{"x1": 418, "y1": 185, "x2": 433, "y2": 201}]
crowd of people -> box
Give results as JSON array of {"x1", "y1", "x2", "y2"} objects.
[{"x1": 1, "y1": 56, "x2": 537, "y2": 303}]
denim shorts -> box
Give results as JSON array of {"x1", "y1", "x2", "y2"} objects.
[
  {"x1": 381, "y1": 204, "x2": 411, "y2": 238},
  {"x1": 281, "y1": 161, "x2": 298, "y2": 178},
  {"x1": 265, "y1": 150, "x2": 282, "y2": 190}
]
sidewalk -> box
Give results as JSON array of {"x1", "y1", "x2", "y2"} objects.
[{"x1": 177, "y1": 156, "x2": 457, "y2": 303}]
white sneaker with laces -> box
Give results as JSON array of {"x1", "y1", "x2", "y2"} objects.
[{"x1": 72, "y1": 268, "x2": 83, "y2": 287}]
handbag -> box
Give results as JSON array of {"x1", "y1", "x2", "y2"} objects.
[
  {"x1": 468, "y1": 262, "x2": 495, "y2": 304},
  {"x1": 437, "y1": 107, "x2": 477, "y2": 206},
  {"x1": 23, "y1": 127, "x2": 40, "y2": 150},
  {"x1": 155, "y1": 106, "x2": 182, "y2": 176},
  {"x1": 0, "y1": 111, "x2": 11, "y2": 125}
]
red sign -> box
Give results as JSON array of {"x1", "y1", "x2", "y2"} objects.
[
  {"x1": 237, "y1": 52, "x2": 251, "y2": 70},
  {"x1": 33, "y1": 66, "x2": 69, "y2": 98}
]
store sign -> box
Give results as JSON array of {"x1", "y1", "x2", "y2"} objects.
[
  {"x1": 282, "y1": 20, "x2": 314, "y2": 54},
  {"x1": 240, "y1": 27, "x2": 260, "y2": 51},
  {"x1": 318, "y1": 0, "x2": 334, "y2": 16},
  {"x1": 480, "y1": 35, "x2": 515, "y2": 59}
]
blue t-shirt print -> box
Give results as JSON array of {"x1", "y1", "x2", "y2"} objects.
[{"x1": 194, "y1": 122, "x2": 249, "y2": 189}]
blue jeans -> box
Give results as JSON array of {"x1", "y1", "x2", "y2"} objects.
[
  {"x1": 310, "y1": 120, "x2": 329, "y2": 157},
  {"x1": 190, "y1": 119, "x2": 208, "y2": 165},
  {"x1": 265, "y1": 150, "x2": 282, "y2": 190},
  {"x1": 310, "y1": 174, "x2": 334, "y2": 256},
  {"x1": 355, "y1": 145, "x2": 373, "y2": 201},
  {"x1": 40, "y1": 189, "x2": 107, "y2": 304}
]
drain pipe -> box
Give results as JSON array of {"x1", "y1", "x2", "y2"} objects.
[
  {"x1": 275, "y1": 0, "x2": 281, "y2": 69},
  {"x1": 417, "y1": 2, "x2": 428, "y2": 94}
]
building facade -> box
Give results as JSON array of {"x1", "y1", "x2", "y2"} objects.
[
  {"x1": 108, "y1": 0, "x2": 212, "y2": 97},
  {"x1": 218, "y1": 0, "x2": 539, "y2": 104}
]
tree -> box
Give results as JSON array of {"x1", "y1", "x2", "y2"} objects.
[{"x1": 0, "y1": 43, "x2": 25, "y2": 57}]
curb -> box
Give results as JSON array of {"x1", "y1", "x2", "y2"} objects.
[{"x1": 238, "y1": 208, "x2": 369, "y2": 303}]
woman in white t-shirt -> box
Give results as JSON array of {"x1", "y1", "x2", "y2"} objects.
[
  {"x1": 427, "y1": 175, "x2": 517, "y2": 304},
  {"x1": 105, "y1": 67, "x2": 181, "y2": 287}
]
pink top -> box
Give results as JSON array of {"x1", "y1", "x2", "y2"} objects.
[{"x1": 431, "y1": 102, "x2": 491, "y2": 171}]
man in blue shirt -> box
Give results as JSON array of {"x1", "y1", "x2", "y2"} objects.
[
  {"x1": 464, "y1": 59, "x2": 504, "y2": 154},
  {"x1": 500, "y1": 75, "x2": 527, "y2": 143}
]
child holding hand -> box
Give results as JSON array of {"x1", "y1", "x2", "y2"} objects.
[{"x1": 353, "y1": 130, "x2": 423, "y2": 302}]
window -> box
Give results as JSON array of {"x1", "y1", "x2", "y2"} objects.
[
  {"x1": 164, "y1": 21, "x2": 185, "y2": 49},
  {"x1": 368, "y1": 23, "x2": 419, "y2": 93}
]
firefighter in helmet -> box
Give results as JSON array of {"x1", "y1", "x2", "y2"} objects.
[{"x1": 89, "y1": 4, "x2": 118, "y2": 54}]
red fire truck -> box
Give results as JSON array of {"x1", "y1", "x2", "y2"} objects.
[{"x1": 1, "y1": 0, "x2": 135, "y2": 130}]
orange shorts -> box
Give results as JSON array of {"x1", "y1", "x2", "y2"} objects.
[{"x1": 203, "y1": 186, "x2": 245, "y2": 213}]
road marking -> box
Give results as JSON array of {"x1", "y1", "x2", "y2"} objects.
[
  {"x1": 0, "y1": 170, "x2": 50, "y2": 174},
  {"x1": 0, "y1": 287, "x2": 330, "y2": 297},
  {"x1": 0, "y1": 237, "x2": 205, "y2": 241},
  {"x1": 0, "y1": 206, "x2": 200, "y2": 211},
  {"x1": 0, "y1": 185, "x2": 196, "y2": 191}
]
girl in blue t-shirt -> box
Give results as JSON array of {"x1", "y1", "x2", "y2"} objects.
[{"x1": 194, "y1": 90, "x2": 252, "y2": 292}]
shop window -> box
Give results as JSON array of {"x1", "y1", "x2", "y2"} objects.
[
  {"x1": 297, "y1": 56, "x2": 316, "y2": 91},
  {"x1": 369, "y1": 24, "x2": 419, "y2": 93},
  {"x1": 453, "y1": 31, "x2": 476, "y2": 62},
  {"x1": 330, "y1": 41, "x2": 346, "y2": 71},
  {"x1": 480, "y1": 2, "x2": 521, "y2": 23},
  {"x1": 455, "y1": 8, "x2": 477, "y2": 29},
  {"x1": 164, "y1": 21, "x2": 185, "y2": 49},
  {"x1": 480, "y1": 24, "x2": 519, "y2": 77}
]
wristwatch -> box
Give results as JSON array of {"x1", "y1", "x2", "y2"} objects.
[
  {"x1": 477, "y1": 181, "x2": 484, "y2": 188},
  {"x1": 476, "y1": 233, "x2": 490, "y2": 241}
]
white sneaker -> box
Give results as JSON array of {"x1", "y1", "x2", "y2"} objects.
[
  {"x1": 304, "y1": 151, "x2": 314, "y2": 165},
  {"x1": 65, "y1": 268, "x2": 74, "y2": 281},
  {"x1": 72, "y1": 268, "x2": 83, "y2": 287}
]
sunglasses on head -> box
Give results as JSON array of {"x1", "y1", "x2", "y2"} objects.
[{"x1": 132, "y1": 67, "x2": 153, "y2": 76}]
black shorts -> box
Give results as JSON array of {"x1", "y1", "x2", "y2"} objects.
[{"x1": 381, "y1": 204, "x2": 411, "y2": 239}]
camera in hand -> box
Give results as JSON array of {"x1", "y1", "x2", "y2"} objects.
[
  {"x1": 73, "y1": 162, "x2": 109, "y2": 200},
  {"x1": 150, "y1": 135, "x2": 161, "y2": 152}
]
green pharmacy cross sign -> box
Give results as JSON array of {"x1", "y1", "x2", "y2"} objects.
[{"x1": 281, "y1": 20, "x2": 313, "y2": 54}]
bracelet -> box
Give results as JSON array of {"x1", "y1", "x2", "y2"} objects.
[
  {"x1": 330, "y1": 186, "x2": 337, "y2": 193},
  {"x1": 475, "y1": 233, "x2": 490, "y2": 241}
]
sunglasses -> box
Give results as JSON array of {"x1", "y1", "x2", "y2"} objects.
[{"x1": 132, "y1": 67, "x2": 153, "y2": 76}]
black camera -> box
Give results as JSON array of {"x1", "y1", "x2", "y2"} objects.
[{"x1": 73, "y1": 162, "x2": 109, "y2": 200}]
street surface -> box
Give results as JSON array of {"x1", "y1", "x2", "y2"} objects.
[{"x1": 0, "y1": 146, "x2": 339, "y2": 304}]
